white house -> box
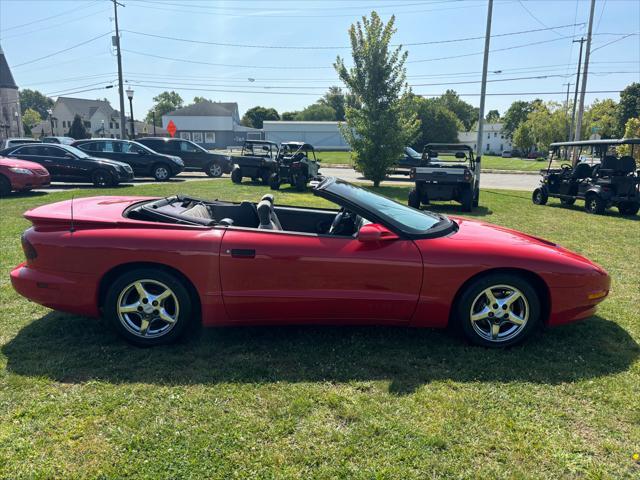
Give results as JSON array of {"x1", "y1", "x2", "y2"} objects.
[
  {"x1": 263, "y1": 121, "x2": 349, "y2": 150},
  {"x1": 458, "y1": 122, "x2": 512, "y2": 154},
  {"x1": 48, "y1": 97, "x2": 123, "y2": 138}
]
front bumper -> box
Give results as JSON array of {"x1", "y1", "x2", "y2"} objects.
[
  {"x1": 10, "y1": 263, "x2": 100, "y2": 317},
  {"x1": 547, "y1": 271, "x2": 611, "y2": 326},
  {"x1": 116, "y1": 170, "x2": 134, "y2": 182},
  {"x1": 10, "y1": 173, "x2": 50, "y2": 190}
]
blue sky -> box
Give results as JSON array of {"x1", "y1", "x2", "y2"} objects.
[{"x1": 1, "y1": 0, "x2": 639, "y2": 119}]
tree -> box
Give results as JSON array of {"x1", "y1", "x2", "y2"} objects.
[
  {"x1": 241, "y1": 106, "x2": 280, "y2": 129},
  {"x1": 18, "y1": 89, "x2": 53, "y2": 118},
  {"x1": 521, "y1": 101, "x2": 569, "y2": 153},
  {"x1": 512, "y1": 123, "x2": 534, "y2": 155},
  {"x1": 295, "y1": 103, "x2": 336, "y2": 121},
  {"x1": 281, "y1": 111, "x2": 299, "y2": 121},
  {"x1": 617, "y1": 82, "x2": 640, "y2": 134},
  {"x1": 192, "y1": 96, "x2": 212, "y2": 104},
  {"x1": 502, "y1": 100, "x2": 538, "y2": 138},
  {"x1": 317, "y1": 86, "x2": 353, "y2": 121},
  {"x1": 485, "y1": 109, "x2": 500, "y2": 123},
  {"x1": 434, "y1": 90, "x2": 477, "y2": 131},
  {"x1": 411, "y1": 97, "x2": 459, "y2": 149},
  {"x1": 68, "y1": 114, "x2": 89, "y2": 139},
  {"x1": 21, "y1": 108, "x2": 42, "y2": 136},
  {"x1": 584, "y1": 98, "x2": 619, "y2": 138},
  {"x1": 145, "y1": 91, "x2": 183, "y2": 126},
  {"x1": 617, "y1": 117, "x2": 640, "y2": 167},
  {"x1": 335, "y1": 12, "x2": 419, "y2": 187}
]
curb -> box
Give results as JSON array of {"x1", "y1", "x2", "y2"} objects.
[{"x1": 324, "y1": 164, "x2": 541, "y2": 175}]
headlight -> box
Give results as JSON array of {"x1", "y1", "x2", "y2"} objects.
[
  {"x1": 9, "y1": 167, "x2": 34, "y2": 175},
  {"x1": 172, "y1": 156, "x2": 184, "y2": 165}
]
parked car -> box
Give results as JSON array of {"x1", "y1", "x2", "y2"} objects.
[
  {"x1": 137, "y1": 137, "x2": 231, "y2": 177},
  {"x1": 269, "y1": 141, "x2": 320, "y2": 191},
  {"x1": 72, "y1": 139, "x2": 184, "y2": 181},
  {"x1": 501, "y1": 151, "x2": 512, "y2": 158},
  {"x1": 42, "y1": 136, "x2": 75, "y2": 145},
  {"x1": 231, "y1": 140, "x2": 279, "y2": 184},
  {"x1": 2, "y1": 138, "x2": 40, "y2": 149},
  {"x1": 0, "y1": 143, "x2": 133, "y2": 187},
  {"x1": 392, "y1": 146, "x2": 424, "y2": 174},
  {"x1": 0, "y1": 156, "x2": 50, "y2": 195},
  {"x1": 11, "y1": 177, "x2": 610, "y2": 348}
]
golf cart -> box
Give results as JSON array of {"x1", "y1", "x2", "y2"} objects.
[
  {"x1": 408, "y1": 143, "x2": 480, "y2": 212},
  {"x1": 269, "y1": 142, "x2": 321, "y2": 191},
  {"x1": 230, "y1": 140, "x2": 279, "y2": 184},
  {"x1": 532, "y1": 139, "x2": 640, "y2": 216}
]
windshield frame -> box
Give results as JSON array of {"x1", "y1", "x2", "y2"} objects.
[{"x1": 314, "y1": 177, "x2": 455, "y2": 238}]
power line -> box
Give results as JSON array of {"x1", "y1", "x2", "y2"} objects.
[
  {"x1": 591, "y1": 32, "x2": 639, "y2": 53},
  {"x1": 46, "y1": 81, "x2": 117, "y2": 96},
  {"x1": 517, "y1": 0, "x2": 566, "y2": 38},
  {"x1": 0, "y1": 0, "x2": 101, "y2": 32},
  {"x1": 122, "y1": 23, "x2": 586, "y2": 50},
  {"x1": 11, "y1": 32, "x2": 113, "y2": 68}
]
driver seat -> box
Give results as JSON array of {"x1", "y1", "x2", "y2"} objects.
[{"x1": 257, "y1": 196, "x2": 283, "y2": 230}]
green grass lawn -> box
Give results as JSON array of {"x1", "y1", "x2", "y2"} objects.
[{"x1": 1, "y1": 180, "x2": 639, "y2": 478}]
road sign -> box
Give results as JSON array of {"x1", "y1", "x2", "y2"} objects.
[{"x1": 167, "y1": 120, "x2": 177, "y2": 138}]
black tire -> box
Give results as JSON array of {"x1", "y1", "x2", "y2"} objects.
[
  {"x1": 91, "y1": 169, "x2": 114, "y2": 188},
  {"x1": 473, "y1": 189, "x2": 479, "y2": 207},
  {"x1": 205, "y1": 161, "x2": 223, "y2": 178},
  {"x1": 584, "y1": 193, "x2": 606, "y2": 215},
  {"x1": 560, "y1": 197, "x2": 576, "y2": 206},
  {"x1": 152, "y1": 163, "x2": 171, "y2": 181},
  {"x1": 460, "y1": 188, "x2": 473, "y2": 212},
  {"x1": 532, "y1": 187, "x2": 548, "y2": 205},
  {"x1": 618, "y1": 201, "x2": 639, "y2": 216},
  {"x1": 104, "y1": 268, "x2": 193, "y2": 347},
  {"x1": 408, "y1": 188, "x2": 420, "y2": 209},
  {"x1": 260, "y1": 170, "x2": 270, "y2": 185},
  {"x1": 0, "y1": 175, "x2": 11, "y2": 196},
  {"x1": 269, "y1": 173, "x2": 280, "y2": 190},
  {"x1": 293, "y1": 174, "x2": 307, "y2": 191},
  {"x1": 230, "y1": 168, "x2": 242, "y2": 184},
  {"x1": 455, "y1": 273, "x2": 541, "y2": 348}
]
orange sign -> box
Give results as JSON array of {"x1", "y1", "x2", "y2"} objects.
[{"x1": 167, "y1": 120, "x2": 177, "y2": 137}]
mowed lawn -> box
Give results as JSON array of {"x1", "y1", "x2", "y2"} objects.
[
  {"x1": 316, "y1": 150, "x2": 557, "y2": 171},
  {"x1": 0, "y1": 179, "x2": 639, "y2": 478}
]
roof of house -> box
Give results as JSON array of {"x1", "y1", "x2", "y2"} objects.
[
  {"x1": 0, "y1": 45, "x2": 18, "y2": 89},
  {"x1": 55, "y1": 97, "x2": 116, "y2": 119},
  {"x1": 166, "y1": 101, "x2": 238, "y2": 117}
]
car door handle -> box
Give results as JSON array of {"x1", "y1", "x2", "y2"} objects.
[{"x1": 228, "y1": 248, "x2": 255, "y2": 258}]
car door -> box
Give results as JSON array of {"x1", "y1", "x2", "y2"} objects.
[
  {"x1": 219, "y1": 228, "x2": 423, "y2": 323},
  {"x1": 45, "y1": 146, "x2": 90, "y2": 181},
  {"x1": 178, "y1": 140, "x2": 206, "y2": 169}
]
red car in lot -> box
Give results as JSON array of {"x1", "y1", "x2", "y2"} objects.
[
  {"x1": 10, "y1": 177, "x2": 610, "y2": 347},
  {"x1": 0, "y1": 156, "x2": 50, "y2": 195}
]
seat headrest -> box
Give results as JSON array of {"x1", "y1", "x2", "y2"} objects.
[
  {"x1": 261, "y1": 194, "x2": 274, "y2": 204},
  {"x1": 257, "y1": 200, "x2": 273, "y2": 227},
  {"x1": 601, "y1": 156, "x2": 617, "y2": 170},
  {"x1": 619, "y1": 156, "x2": 636, "y2": 173}
]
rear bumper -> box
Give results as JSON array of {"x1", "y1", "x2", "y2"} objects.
[{"x1": 10, "y1": 263, "x2": 100, "y2": 317}]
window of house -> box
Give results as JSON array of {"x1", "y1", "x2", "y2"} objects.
[
  {"x1": 487, "y1": 133, "x2": 490, "y2": 139},
  {"x1": 179, "y1": 132, "x2": 191, "y2": 140},
  {"x1": 193, "y1": 132, "x2": 203, "y2": 143},
  {"x1": 494, "y1": 132, "x2": 497, "y2": 138},
  {"x1": 500, "y1": 144, "x2": 503, "y2": 150},
  {"x1": 486, "y1": 143, "x2": 490, "y2": 150},
  {"x1": 109, "y1": 122, "x2": 113, "y2": 129},
  {"x1": 83, "y1": 121, "x2": 91, "y2": 128},
  {"x1": 205, "y1": 132, "x2": 215, "y2": 143},
  {"x1": 501, "y1": 135, "x2": 504, "y2": 139}
]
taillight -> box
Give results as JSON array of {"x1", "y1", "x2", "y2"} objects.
[
  {"x1": 410, "y1": 168, "x2": 415, "y2": 180},
  {"x1": 464, "y1": 169, "x2": 472, "y2": 181},
  {"x1": 21, "y1": 232, "x2": 37, "y2": 261}
]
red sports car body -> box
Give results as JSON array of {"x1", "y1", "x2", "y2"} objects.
[
  {"x1": 0, "y1": 156, "x2": 50, "y2": 194},
  {"x1": 10, "y1": 177, "x2": 610, "y2": 347}
]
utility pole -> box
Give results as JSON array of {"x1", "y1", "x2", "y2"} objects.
[
  {"x1": 574, "y1": 0, "x2": 596, "y2": 156},
  {"x1": 569, "y1": 37, "x2": 585, "y2": 143},
  {"x1": 112, "y1": 0, "x2": 126, "y2": 140},
  {"x1": 474, "y1": 0, "x2": 493, "y2": 204},
  {"x1": 563, "y1": 82, "x2": 572, "y2": 158}
]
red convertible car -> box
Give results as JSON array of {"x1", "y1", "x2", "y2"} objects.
[{"x1": 11, "y1": 177, "x2": 610, "y2": 347}]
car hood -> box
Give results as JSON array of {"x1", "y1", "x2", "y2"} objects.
[
  {"x1": 85, "y1": 156, "x2": 131, "y2": 168},
  {"x1": 0, "y1": 157, "x2": 46, "y2": 170}
]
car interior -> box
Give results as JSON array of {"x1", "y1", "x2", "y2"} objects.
[{"x1": 126, "y1": 193, "x2": 370, "y2": 237}]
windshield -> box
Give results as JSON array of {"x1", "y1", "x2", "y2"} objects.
[
  {"x1": 405, "y1": 147, "x2": 421, "y2": 158},
  {"x1": 323, "y1": 180, "x2": 443, "y2": 234},
  {"x1": 57, "y1": 144, "x2": 91, "y2": 158}
]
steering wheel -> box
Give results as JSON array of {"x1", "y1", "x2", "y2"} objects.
[
  {"x1": 329, "y1": 208, "x2": 345, "y2": 235},
  {"x1": 561, "y1": 163, "x2": 573, "y2": 173}
]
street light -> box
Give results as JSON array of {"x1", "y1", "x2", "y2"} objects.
[
  {"x1": 101, "y1": 119, "x2": 105, "y2": 138},
  {"x1": 14, "y1": 111, "x2": 20, "y2": 137},
  {"x1": 126, "y1": 87, "x2": 135, "y2": 139},
  {"x1": 47, "y1": 108, "x2": 54, "y2": 136}
]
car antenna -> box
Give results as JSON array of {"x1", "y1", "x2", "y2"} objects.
[{"x1": 70, "y1": 195, "x2": 76, "y2": 233}]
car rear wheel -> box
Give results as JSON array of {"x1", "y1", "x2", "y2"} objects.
[
  {"x1": 618, "y1": 201, "x2": 639, "y2": 216},
  {"x1": 293, "y1": 174, "x2": 307, "y2": 191},
  {"x1": 460, "y1": 188, "x2": 473, "y2": 212},
  {"x1": 269, "y1": 173, "x2": 280, "y2": 190},
  {"x1": 152, "y1": 163, "x2": 171, "y2": 181},
  {"x1": 532, "y1": 187, "x2": 548, "y2": 205},
  {"x1": 0, "y1": 175, "x2": 11, "y2": 196},
  {"x1": 205, "y1": 162, "x2": 223, "y2": 178},
  {"x1": 456, "y1": 273, "x2": 541, "y2": 348},
  {"x1": 105, "y1": 268, "x2": 192, "y2": 347},
  {"x1": 92, "y1": 169, "x2": 114, "y2": 188},
  {"x1": 260, "y1": 170, "x2": 270, "y2": 185},
  {"x1": 585, "y1": 193, "x2": 605, "y2": 215},
  {"x1": 231, "y1": 168, "x2": 242, "y2": 184},
  {"x1": 408, "y1": 188, "x2": 420, "y2": 209}
]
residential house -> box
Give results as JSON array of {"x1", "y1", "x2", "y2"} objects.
[
  {"x1": 458, "y1": 122, "x2": 512, "y2": 155},
  {"x1": 162, "y1": 101, "x2": 261, "y2": 148},
  {"x1": 49, "y1": 97, "x2": 123, "y2": 138}
]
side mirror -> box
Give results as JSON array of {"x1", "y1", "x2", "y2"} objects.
[
  {"x1": 357, "y1": 223, "x2": 399, "y2": 243},
  {"x1": 137, "y1": 149, "x2": 146, "y2": 155}
]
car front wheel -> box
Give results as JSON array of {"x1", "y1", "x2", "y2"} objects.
[
  {"x1": 205, "y1": 162, "x2": 223, "y2": 178},
  {"x1": 532, "y1": 187, "x2": 548, "y2": 205},
  {"x1": 92, "y1": 169, "x2": 114, "y2": 188},
  {"x1": 455, "y1": 273, "x2": 541, "y2": 348},
  {"x1": 0, "y1": 175, "x2": 11, "y2": 196},
  {"x1": 104, "y1": 268, "x2": 193, "y2": 346}
]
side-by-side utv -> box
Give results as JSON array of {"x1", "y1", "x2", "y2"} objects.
[
  {"x1": 269, "y1": 142, "x2": 321, "y2": 191},
  {"x1": 230, "y1": 140, "x2": 279, "y2": 185},
  {"x1": 408, "y1": 143, "x2": 480, "y2": 212},
  {"x1": 532, "y1": 139, "x2": 640, "y2": 216}
]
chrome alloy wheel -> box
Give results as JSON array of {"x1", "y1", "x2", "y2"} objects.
[
  {"x1": 469, "y1": 284, "x2": 529, "y2": 343},
  {"x1": 155, "y1": 166, "x2": 170, "y2": 180},
  {"x1": 209, "y1": 163, "x2": 222, "y2": 177},
  {"x1": 117, "y1": 279, "x2": 179, "y2": 338}
]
